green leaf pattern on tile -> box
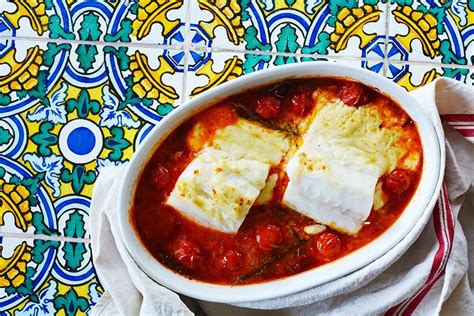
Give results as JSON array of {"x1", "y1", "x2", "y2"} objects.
[
  {"x1": 439, "y1": 40, "x2": 467, "y2": 65},
  {"x1": 54, "y1": 288, "x2": 89, "y2": 316},
  {"x1": 31, "y1": 239, "x2": 60, "y2": 263},
  {"x1": 105, "y1": 19, "x2": 133, "y2": 42},
  {"x1": 66, "y1": 90, "x2": 101, "y2": 118},
  {"x1": 61, "y1": 165, "x2": 96, "y2": 194},
  {"x1": 43, "y1": 43, "x2": 71, "y2": 67},
  {"x1": 442, "y1": 67, "x2": 469, "y2": 79},
  {"x1": 44, "y1": 0, "x2": 53, "y2": 9},
  {"x1": 0, "y1": 93, "x2": 11, "y2": 106},
  {"x1": 32, "y1": 212, "x2": 60, "y2": 236},
  {"x1": 75, "y1": 44, "x2": 99, "y2": 72},
  {"x1": 74, "y1": 12, "x2": 103, "y2": 71},
  {"x1": 63, "y1": 242, "x2": 87, "y2": 271},
  {"x1": 78, "y1": 12, "x2": 103, "y2": 41},
  {"x1": 157, "y1": 103, "x2": 175, "y2": 116},
  {"x1": 64, "y1": 211, "x2": 86, "y2": 239},
  {"x1": 49, "y1": 15, "x2": 75, "y2": 40},
  {"x1": 244, "y1": 26, "x2": 271, "y2": 51},
  {"x1": 301, "y1": 32, "x2": 331, "y2": 55},
  {"x1": 275, "y1": 25, "x2": 301, "y2": 55},
  {"x1": 0, "y1": 126, "x2": 13, "y2": 145},
  {"x1": 104, "y1": 47, "x2": 130, "y2": 71},
  {"x1": 242, "y1": 54, "x2": 271, "y2": 73},
  {"x1": 391, "y1": 0, "x2": 413, "y2": 5},
  {"x1": 104, "y1": 127, "x2": 132, "y2": 161},
  {"x1": 241, "y1": 0, "x2": 251, "y2": 20},
  {"x1": 31, "y1": 122, "x2": 58, "y2": 157}
]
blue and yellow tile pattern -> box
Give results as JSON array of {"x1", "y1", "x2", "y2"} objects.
[{"x1": 0, "y1": 0, "x2": 472, "y2": 314}]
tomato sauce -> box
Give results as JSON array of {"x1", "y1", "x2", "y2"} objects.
[{"x1": 132, "y1": 78, "x2": 422, "y2": 285}]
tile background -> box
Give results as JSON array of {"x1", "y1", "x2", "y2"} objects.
[{"x1": 0, "y1": 0, "x2": 472, "y2": 314}]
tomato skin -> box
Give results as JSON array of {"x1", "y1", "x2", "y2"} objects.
[
  {"x1": 256, "y1": 95, "x2": 281, "y2": 119},
  {"x1": 316, "y1": 232, "x2": 341, "y2": 259},
  {"x1": 256, "y1": 225, "x2": 283, "y2": 250},
  {"x1": 222, "y1": 250, "x2": 243, "y2": 271},
  {"x1": 384, "y1": 169, "x2": 411, "y2": 194},
  {"x1": 151, "y1": 164, "x2": 170, "y2": 190},
  {"x1": 340, "y1": 82, "x2": 368, "y2": 107},
  {"x1": 290, "y1": 92, "x2": 313, "y2": 116},
  {"x1": 173, "y1": 239, "x2": 202, "y2": 269}
]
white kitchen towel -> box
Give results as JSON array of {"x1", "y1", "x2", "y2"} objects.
[{"x1": 89, "y1": 78, "x2": 474, "y2": 315}]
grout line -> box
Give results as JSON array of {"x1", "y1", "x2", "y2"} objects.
[
  {"x1": 0, "y1": 35, "x2": 185, "y2": 51},
  {"x1": 189, "y1": 45, "x2": 474, "y2": 69},
  {"x1": 1, "y1": 35, "x2": 472, "y2": 70},
  {"x1": 0, "y1": 232, "x2": 90, "y2": 243},
  {"x1": 382, "y1": 0, "x2": 391, "y2": 77},
  {"x1": 388, "y1": 59, "x2": 474, "y2": 69},
  {"x1": 191, "y1": 44, "x2": 379, "y2": 62},
  {"x1": 180, "y1": 0, "x2": 192, "y2": 104}
]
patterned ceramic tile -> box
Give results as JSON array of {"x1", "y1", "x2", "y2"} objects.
[
  {"x1": 0, "y1": 236, "x2": 102, "y2": 315},
  {"x1": 387, "y1": 0, "x2": 473, "y2": 66},
  {"x1": 189, "y1": 0, "x2": 389, "y2": 59},
  {"x1": 0, "y1": 39, "x2": 183, "y2": 238},
  {"x1": 387, "y1": 62, "x2": 473, "y2": 91},
  {"x1": 0, "y1": 0, "x2": 188, "y2": 46},
  {"x1": 184, "y1": 49, "x2": 375, "y2": 100}
]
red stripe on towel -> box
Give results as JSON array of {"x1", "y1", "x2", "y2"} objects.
[
  {"x1": 440, "y1": 114, "x2": 474, "y2": 123},
  {"x1": 455, "y1": 129, "x2": 474, "y2": 138},
  {"x1": 385, "y1": 184, "x2": 453, "y2": 315}
]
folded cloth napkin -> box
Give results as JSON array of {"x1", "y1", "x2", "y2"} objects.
[{"x1": 90, "y1": 78, "x2": 474, "y2": 315}]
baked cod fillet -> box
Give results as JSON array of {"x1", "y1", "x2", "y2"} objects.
[
  {"x1": 166, "y1": 118, "x2": 290, "y2": 233},
  {"x1": 283, "y1": 97, "x2": 404, "y2": 235}
]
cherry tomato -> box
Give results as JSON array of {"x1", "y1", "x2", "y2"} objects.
[
  {"x1": 340, "y1": 82, "x2": 368, "y2": 107},
  {"x1": 173, "y1": 239, "x2": 202, "y2": 269},
  {"x1": 256, "y1": 224, "x2": 283, "y2": 250},
  {"x1": 256, "y1": 95, "x2": 281, "y2": 119},
  {"x1": 384, "y1": 169, "x2": 411, "y2": 194},
  {"x1": 316, "y1": 232, "x2": 341, "y2": 259},
  {"x1": 290, "y1": 92, "x2": 313, "y2": 116},
  {"x1": 151, "y1": 164, "x2": 170, "y2": 190},
  {"x1": 222, "y1": 249, "x2": 243, "y2": 271}
]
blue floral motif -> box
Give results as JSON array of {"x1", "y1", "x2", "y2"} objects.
[
  {"x1": 452, "y1": 0, "x2": 467, "y2": 26},
  {"x1": 15, "y1": 280, "x2": 57, "y2": 316},
  {"x1": 85, "y1": 283, "x2": 102, "y2": 316},
  {"x1": 95, "y1": 158, "x2": 129, "y2": 174},
  {"x1": 99, "y1": 86, "x2": 140, "y2": 129},
  {"x1": 26, "y1": 82, "x2": 68, "y2": 124},
  {"x1": 305, "y1": 0, "x2": 323, "y2": 14},
  {"x1": 23, "y1": 153, "x2": 64, "y2": 198},
  {"x1": 258, "y1": 0, "x2": 274, "y2": 11}
]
